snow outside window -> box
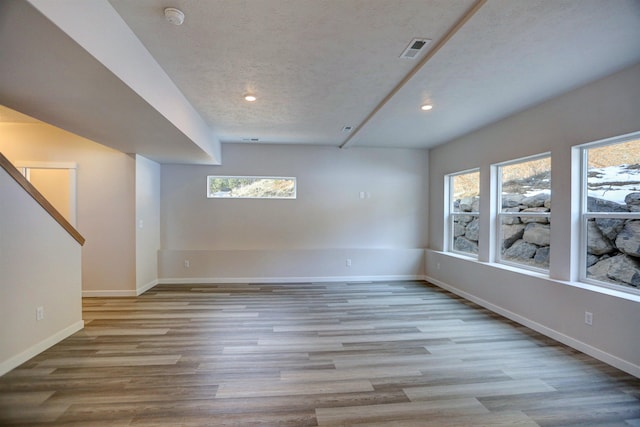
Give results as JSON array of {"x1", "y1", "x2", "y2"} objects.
[{"x1": 207, "y1": 176, "x2": 296, "y2": 199}]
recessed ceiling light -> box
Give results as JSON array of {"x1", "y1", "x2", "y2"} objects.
[
  {"x1": 244, "y1": 94, "x2": 257, "y2": 102},
  {"x1": 421, "y1": 104, "x2": 433, "y2": 111}
]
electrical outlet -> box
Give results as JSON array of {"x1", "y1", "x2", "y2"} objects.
[
  {"x1": 584, "y1": 311, "x2": 593, "y2": 326},
  {"x1": 436, "y1": 262, "x2": 441, "y2": 270},
  {"x1": 36, "y1": 306, "x2": 44, "y2": 321},
  {"x1": 184, "y1": 260, "x2": 190, "y2": 268},
  {"x1": 346, "y1": 258, "x2": 352, "y2": 267}
]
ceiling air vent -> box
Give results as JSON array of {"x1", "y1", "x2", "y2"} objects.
[
  {"x1": 241, "y1": 137, "x2": 260, "y2": 142},
  {"x1": 400, "y1": 38, "x2": 432, "y2": 59}
]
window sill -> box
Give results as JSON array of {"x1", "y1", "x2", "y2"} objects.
[{"x1": 431, "y1": 250, "x2": 640, "y2": 304}]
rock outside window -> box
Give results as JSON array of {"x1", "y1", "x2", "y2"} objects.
[{"x1": 207, "y1": 176, "x2": 296, "y2": 199}]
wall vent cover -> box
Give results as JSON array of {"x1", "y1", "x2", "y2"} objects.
[{"x1": 400, "y1": 38, "x2": 432, "y2": 59}]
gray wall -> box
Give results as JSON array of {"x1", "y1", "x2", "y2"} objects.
[
  {"x1": 426, "y1": 62, "x2": 640, "y2": 376},
  {"x1": 0, "y1": 123, "x2": 137, "y2": 295},
  {"x1": 0, "y1": 166, "x2": 83, "y2": 375},
  {"x1": 135, "y1": 155, "x2": 161, "y2": 294},
  {"x1": 159, "y1": 144, "x2": 428, "y2": 282}
]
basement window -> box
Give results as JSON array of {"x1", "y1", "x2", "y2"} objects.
[
  {"x1": 496, "y1": 154, "x2": 551, "y2": 272},
  {"x1": 447, "y1": 169, "x2": 480, "y2": 257},
  {"x1": 207, "y1": 176, "x2": 296, "y2": 199},
  {"x1": 579, "y1": 133, "x2": 640, "y2": 293}
]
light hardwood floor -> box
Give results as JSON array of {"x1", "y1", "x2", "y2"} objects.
[{"x1": 1, "y1": 281, "x2": 639, "y2": 426}]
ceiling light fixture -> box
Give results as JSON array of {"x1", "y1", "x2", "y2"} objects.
[
  {"x1": 244, "y1": 94, "x2": 257, "y2": 102},
  {"x1": 164, "y1": 7, "x2": 185, "y2": 26},
  {"x1": 421, "y1": 104, "x2": 433, "y2": 111}
]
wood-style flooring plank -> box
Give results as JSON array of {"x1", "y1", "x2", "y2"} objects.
[
  {"x1": 1, "y1": 280, "x2": 639, "y2": 426},
  {"x1": 315, "y1": 398, "x2": 490, "y2": 425}
]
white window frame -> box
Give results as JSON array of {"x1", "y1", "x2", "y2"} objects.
[
  {"x1": 207, "y1": 175, "x2": 297, "y2": 199},
  {"x1": 446, "y1": 168, "x2": 480, "y2": 258},
  {"x1": 579, "y1": 131, "x2": 640, "y2": 295},
  {"x1": 495, "y1": 153, "x2": 551, "y2": 273}
]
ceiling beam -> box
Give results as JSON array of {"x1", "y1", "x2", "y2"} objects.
[
  {"x1": 27, "y1": 0, "x2": 221, "y2": 164},
  {"x1": 340, "y1": 0, "x2": 487, "y2": 149}
]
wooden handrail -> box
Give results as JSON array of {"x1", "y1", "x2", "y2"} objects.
[{"x1": 0, "y1": 152, "x2": 85, "y2": 245}]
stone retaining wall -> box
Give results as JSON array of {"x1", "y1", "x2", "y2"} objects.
[
  {"x1": 452, "y1": 192, "x2": 640, "y2": 289},
  {"x1": 586, "y1": 192, "x2": 640, "y2": 288}
]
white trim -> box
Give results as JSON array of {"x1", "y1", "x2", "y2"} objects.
[
  {"x1": 425, "y1": 274, "x2": 640, "y2": 379},
  {"x1": 500, "y1": 211, "x2": 550, "y2": 217},
  {"x1": 577, "y1": 144, "x2": 589, "y2": 283},
  {"x1": 495, "y1": 154, "x2": 551, "y2": 271},
  {"x1": 444, "y1": 173, "x2": 451, "y2": 252},
  {"x1": 136, "y1": 279, "x2": 159, "y2": 296},
  {"x1": 585, "y1": 212, "x2": 640, "y2": 219},
  {"x1": 580, "y1": 275, "x2": 640, "y2": 297},
  {"x1": 446, "y1": 168, "x2": 480, "y2": 254},
  {"x1": 0, "y1": 320, "x2": 84, "y2": 377},
  {"x1": 158, "y1": 275, "x2": 424, "y2": 285},
  {"x1": 485, "y1": 163, "x2": 499, "y2": 263},
  {"x1": 69, "y1": 169, "x2": 77, "y2": 225},
  {"x1": 15, "y1": 161, "x2": 78, "y2": 226},
  {"x1": 495, "y1": 151, "x2": 552, "y2": 169},
  {"x1": 430, "y1": 250, "x2": 640, "y2": 302},
  {"x1": 83, "y1": 289, "x2": 138, "y2": 297},
  {"x1": 14, "y1": 161, "x2": 77, "y2": 169},
  {"x1": 86, "y1": 276, "x2": 426, "y2": 294},
  {"x1": 578, "y1": 132, "x2": 640, "y2": 290},
  {"x1": 577, "y1": 129, "x2": 640, "y2": 150}
]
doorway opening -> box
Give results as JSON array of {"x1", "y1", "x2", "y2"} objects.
[{"x1": 16, "y1": 161, "x2": 77, "y2": 227}]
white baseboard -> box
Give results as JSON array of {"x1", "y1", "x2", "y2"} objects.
[
  {"x1": 0, "y1": 320, "x2": 84, "y2": 377},
  {"x1": 136, "y1": 279, "x2": 159, "y2": 296},
  {"x1": 83, "y1": 276, "x2": 424, "y2": 296},
  {"x1": 82, "y1": 289, "x2": 138, "y2": 297},
  {"x1": 157, "y1": 275, "x2": 424, "y2": 285},
  {"x1": 83, "y1": 280, "x2": 160, "y2": 297},
  {"x1": 425, "y1": 275, "x2": 640, "y2": 379}
]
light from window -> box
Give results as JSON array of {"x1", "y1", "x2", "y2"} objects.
[
  {"x1": 448, "y1": 170, "x2": 480, "y2": 256},
  {"x1": 497, "y1": 155, "x2": 551, "y2": 271},
  {"x1": 207, "y1": 176, "x2": 296, "y2": 199},
  {"x1": 582, "y1": 135, "x2": 640, "y2": 292}
]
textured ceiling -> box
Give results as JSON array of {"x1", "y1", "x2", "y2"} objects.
[
  {"x1": 108, "y1": 0, "x2": 640, "y2": 149},
  {"x1": 108, "y1": 0, "x2": 476, "y2": 145},
  {"x1": 2, "y1": 0, "x2": 640, "y2": 162},
  {"x1": 349, "y1": 0, "x2": 640, "y2": 148}
]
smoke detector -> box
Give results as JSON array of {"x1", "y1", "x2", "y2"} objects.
[
  {"x1": 164, "y1": 7, "x2": 185, "y2": 25},
  {"x1": 400, "y1": 38, "x2": 431, "y2": 59}
]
